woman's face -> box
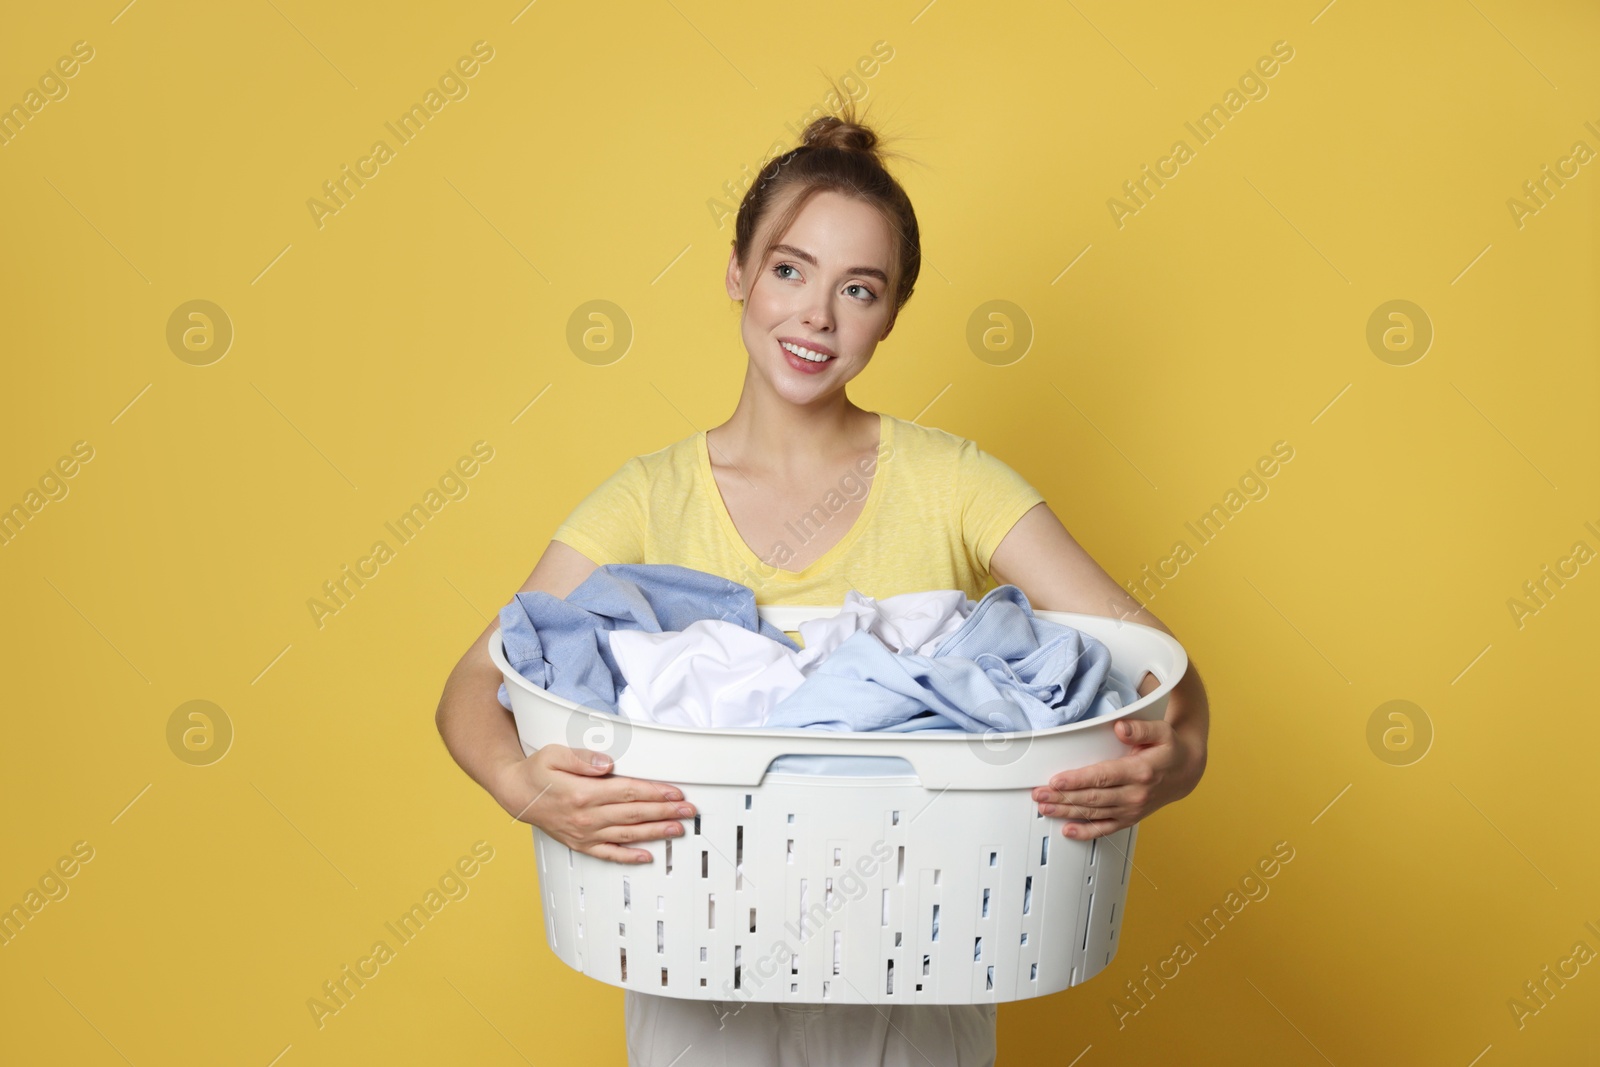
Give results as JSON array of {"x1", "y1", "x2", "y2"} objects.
[{"x1": 725, "y1": 187, "x2": 898, "y2": 406}]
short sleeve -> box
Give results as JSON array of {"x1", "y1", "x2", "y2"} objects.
[
  {"x1": 550, "y1": 456, "x2": 649, "y2": 566},
  {"x1": 956, "y1": 438, "x2": 1046, "y2": 577}
]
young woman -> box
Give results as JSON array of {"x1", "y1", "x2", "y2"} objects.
[{"x1": 436, "y1": 101, "x2": 1210, "y2": 1067}]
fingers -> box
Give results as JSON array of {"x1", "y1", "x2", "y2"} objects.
[
  {"x1": 1115, "y1": 717, "x2": 1171, "y2": 745},
  {"x1": 1036, "y1": 786, "x2": 1131, "y2": 818},
  {"x1": 603, "y1": 800, "x2": 696, "y2": 829},
  {"x1": 593, "y1": 818, "x2": 685, "y2": 847},
  {"x1": 1035, "y1": 749, "x2": 1177, "y2": 823},
  {"x1": 580, "y1": 775, "x2": 691, "y2": 807},
  {"x1": 559, "y1": 785, "x2": 695, "y2": 858},
  {"x1": 1035, "y1": 785, "x2": 1116, "y2": 812},
  {"x1": 542, "y1": 743, "x2": 614, "y2": 777},
  {"x1": 1043, "y1": 752, "x2": 1159, "y2": 794},
  {"x1": 579, "y1": 796, "x2": 695, "y2": 845},
  {"x1": 544, "y1": 745, "x2": 687, "y2": 803},
  {"x1": 624, "y1": 778, "x2": 687, "y2": 803},
  {"x1": 1038, "y1": 797, "x2": 1134, "y2": 821},
  {"x1": 549, "y1": 812, "x2": 679, "y2": 862},
  {"x1": 581, "y1": 840, "x2": 655, "y2": 864},
  {"x1": 1061, "y1": 817, "x2": 1123, "y2": 840}
]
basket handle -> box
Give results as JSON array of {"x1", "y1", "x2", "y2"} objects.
[{"x1": 605, "y1": 713, "x2": 1163, "y2": 789}]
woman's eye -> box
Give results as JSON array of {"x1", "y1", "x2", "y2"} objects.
[{"x1": 772, "y1": 263, "x2": 875, "y2": 302}]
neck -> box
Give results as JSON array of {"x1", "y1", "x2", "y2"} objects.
[{"x1": 711, "y1": 374, "x2": 873, "y2": 478}]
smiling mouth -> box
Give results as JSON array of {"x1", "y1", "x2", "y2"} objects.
[{"x1": 780, "y1": 340, "x2": 834, "y2": 363}]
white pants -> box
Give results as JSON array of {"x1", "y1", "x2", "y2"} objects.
[{"x1": 624, "y1": 991, "x2": 998, "y2": 1067}]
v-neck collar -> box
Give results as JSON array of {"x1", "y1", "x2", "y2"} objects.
[{"x1": 696, "y1": 412, "x2": 893, "y2": 582}]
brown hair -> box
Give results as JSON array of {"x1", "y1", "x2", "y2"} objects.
[{"x1": 731, "y1": 88, "x2": 921, "y2": 332}]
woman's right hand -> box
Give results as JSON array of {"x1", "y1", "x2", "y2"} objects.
[{"x1": 491, "y1": 743, "x2": 695, "y2": 864}]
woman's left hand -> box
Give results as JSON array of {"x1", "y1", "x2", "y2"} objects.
[{"x1": 1032, "y1": 715, "x2": 1206, "y2": 840}]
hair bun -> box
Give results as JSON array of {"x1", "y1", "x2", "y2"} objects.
[{"x1": 800, "y1": 114, "x2": 878, "y2": 156}]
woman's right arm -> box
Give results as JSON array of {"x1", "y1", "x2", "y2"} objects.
[{"x1": 433, "y1": 539, "x2": 695, "y2": 864}]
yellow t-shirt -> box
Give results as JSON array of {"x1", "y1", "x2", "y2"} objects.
[{"x1": 550, "y1": 412, "x2": 1045, "y2": 607}]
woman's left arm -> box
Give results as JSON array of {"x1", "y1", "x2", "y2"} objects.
[{"x1": 988, "y1": 502, "x2": 1210, "y2": 840}]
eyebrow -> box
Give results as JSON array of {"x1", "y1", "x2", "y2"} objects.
[{"x1": 768, "y1": 243, "x2": 890, "y2": 286}]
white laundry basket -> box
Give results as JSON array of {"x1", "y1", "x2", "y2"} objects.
[{"x1": 489, "y1": 605, "x2": 1187, "y2": 1006}]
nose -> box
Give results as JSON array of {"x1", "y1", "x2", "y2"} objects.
[{"x1": 802, "y1": 296, "x2": 834, "y2": 333}]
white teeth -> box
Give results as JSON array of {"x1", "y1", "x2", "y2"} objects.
[{"x1": 782, "y1": 341, "x2": 832, "y2": 363}]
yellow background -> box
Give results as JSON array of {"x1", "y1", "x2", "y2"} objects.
[{"x1": 2, "y1": 1, "x2": 1597, "y2": 1063}]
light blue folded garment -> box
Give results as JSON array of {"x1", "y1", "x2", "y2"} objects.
[
  {"x1": 762, "y1": 585, "x2": 1115, "y2": 733},
  {"x1": 496, "y1": 563, "x2": 799, "y2": 713}
]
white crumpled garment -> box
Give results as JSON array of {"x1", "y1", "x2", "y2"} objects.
[{"x1": 609, "y1": 589, "x2": 974, "y2": 728}]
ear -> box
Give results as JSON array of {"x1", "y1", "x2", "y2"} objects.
[{"x1": 725, "y1": 246, "x2": 745, "y2": 302}]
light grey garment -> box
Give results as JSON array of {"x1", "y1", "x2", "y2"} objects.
[{"x1": 624, "y1": 990, "x2": 998, "y2": 1067}]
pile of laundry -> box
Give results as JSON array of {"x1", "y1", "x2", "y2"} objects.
[{"x1": 496, "y1": 563, "x2": 1131, "y2": 736}]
